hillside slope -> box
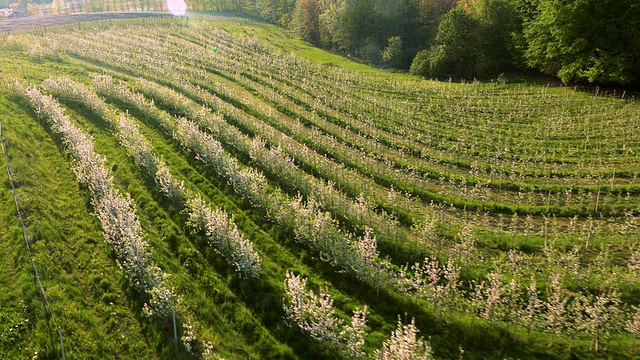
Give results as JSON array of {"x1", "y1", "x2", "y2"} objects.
[{"x1": 1, "y1": 14, "x2": 639, "y2": 359}]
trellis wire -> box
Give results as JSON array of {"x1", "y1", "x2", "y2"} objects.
[{"x1": 1, "y1": 121, "x2": 67, "y2": 358}]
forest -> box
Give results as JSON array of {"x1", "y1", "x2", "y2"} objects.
[{"x1": 252, "y1": 0, "x2": 640, "y2": 86}]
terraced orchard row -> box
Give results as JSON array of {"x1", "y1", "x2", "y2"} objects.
[{"x1": 1, "y1": 15, "x2": 639, "y2": 359}]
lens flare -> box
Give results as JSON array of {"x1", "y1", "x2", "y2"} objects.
[{"x1": 166, "y1": 0, "x2": 187, "y2": 16}]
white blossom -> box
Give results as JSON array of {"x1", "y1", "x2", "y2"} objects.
[{"x1": 373, "y1": 317, "x2": 432, "y2": 360}]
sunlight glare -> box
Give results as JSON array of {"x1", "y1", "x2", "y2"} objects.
[{"x1": 166, "y1": 0, "x2": 187, "y2": 16}]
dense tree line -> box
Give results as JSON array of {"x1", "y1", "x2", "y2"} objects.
[{"x1": 253, "y1": 0, "x2": 640, "y2": 86}]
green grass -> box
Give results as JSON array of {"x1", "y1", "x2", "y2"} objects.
[{"x1": 0, "y1": 95, "x2": 158, "y2": 358}]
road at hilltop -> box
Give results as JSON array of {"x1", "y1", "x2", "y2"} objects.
[{"x1": 0, "y1": 12, "x2": 174, "y2": 33}]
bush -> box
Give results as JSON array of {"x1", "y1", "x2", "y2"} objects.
[
  {"x1": 409, "y1": 49, "x2": 430, "y2": 77},
  {"x1": 358, "y1": 39, "x2": 381, "y2": 64},
  {"x1": 421, "y1": 7, "x2": 478, "y2": 79},
  {"x1": 410, "y1": 46, "x2": 447, "y2": 79},
  {"x1": 382, "y1": 35, "x2": 403, "y2": 65}
]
